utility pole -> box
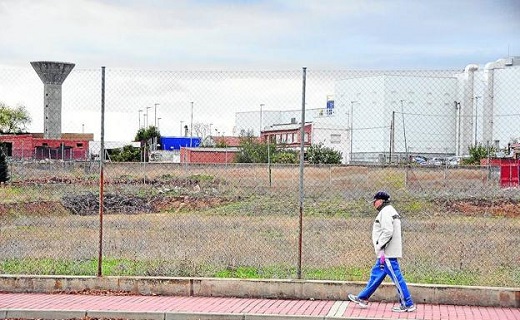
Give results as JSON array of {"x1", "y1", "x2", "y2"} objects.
[
  {"x1": 455, "y1": 101, "x2": 461, "y2": 155},
  {"x1": 190, "y1": 102, "x2": 194, "y2": 147},
  {"x1": 390, "y1": 111, "x2": 395, "y2": 162}
]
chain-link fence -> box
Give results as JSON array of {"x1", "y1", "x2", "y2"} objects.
[{"x1": 0, "y1": 63, "x2": 519, "y2": 287}]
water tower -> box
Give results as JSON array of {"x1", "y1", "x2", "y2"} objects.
[{"x1": 30, "y1": 61, "x2": 75, "y2": 139}]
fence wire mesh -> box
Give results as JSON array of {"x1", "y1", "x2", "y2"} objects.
[{"x1": 0, "y1": 65, "x2": 519, "y2": 287}]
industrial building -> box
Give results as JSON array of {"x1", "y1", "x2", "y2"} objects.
[
  {"x1": 335, "y1": 56, "x2": 520, "y2": 163},
  {"x1": 335, "y1": 74, "x2": 459, "y2": 163},
  {"x1": 235, "y1": 56, "x2": 520, "y2": 164},
  {"x1": 0, "y1": 133, "x2": 92, "y2": 160},
  {"x1": 235, "y1": 97, "x2": 346, "y2": 162}
]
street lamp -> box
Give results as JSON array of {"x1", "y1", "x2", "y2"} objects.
[
  {"x1": 180, "y1": 121, "x2": 184, "y2": 136},
  {"x1": 400, "y1": 100, "x2": 409, "y2": 158},
  {"x1": 143, "y1": 113, "x2": 148, "y2": 129},
  {"x1": 350, "y1": 101, "x2": 357, "y2": 162},
  {"x1": 455, "y1": 101, "x2": 461, "y2": 155},
  {"x1": 260, "y1": 103, "x2": 264, "y2": 137},
  {"x1": 146, "y1": 106, "x2": 151, "y2": 127},
  {"x1": 157, "y1": 117, "x2": 162, "y2": 130},
  {"x1": 209, "y1": 123, "x2": 213, "y2": 138},
  {"x1": 154, "y1": 103, "x2": 160, "y2": 127},
  {"x1": 138, "y1": 109, "x2": 143, "y2": 128},
  {"x1": 474, "y1": 96, "x2": 481, "y2": 146}
]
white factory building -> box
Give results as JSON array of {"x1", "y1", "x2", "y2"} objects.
[
  {"x1": 336, "y1": 57, "x2": 520, "y2": 163},
  {"x1": 235, "y1": 57, "x2": 520, "y2": 164},
  {"x1": 335, "y1": 74, "x2": 458, "y2": 163}
]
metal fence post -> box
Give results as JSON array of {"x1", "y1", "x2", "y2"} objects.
[
  {"x1": 298, "y1": 67, "x2": 307, "y2": 279},
  {"x1": 97, "y1": 66, "x2": 106, "y2": 277}
]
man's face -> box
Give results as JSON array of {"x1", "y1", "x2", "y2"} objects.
[{"x1": 373, "y1": 198, "x2": 383, "y2": 208}]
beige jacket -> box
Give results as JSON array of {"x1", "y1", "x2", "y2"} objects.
[{"x1": 371, "y1": 203, "x2": 403, "y2": 258}]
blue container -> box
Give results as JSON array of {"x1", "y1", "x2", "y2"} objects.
[{"x1": 160, "y1": 137, "x2": 201, "y2": 150}]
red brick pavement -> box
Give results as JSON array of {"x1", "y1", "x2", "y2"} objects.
[{"x1": 0, "y1": 293, "x2": 519, "y2": 319}]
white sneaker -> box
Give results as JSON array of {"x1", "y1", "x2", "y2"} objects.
[
  {"x1": 347, "y1": 293, "x2": 368, "y2": 308},
  {"x1": 391, "y1": 304, "x2": 416, "y2": 312}
]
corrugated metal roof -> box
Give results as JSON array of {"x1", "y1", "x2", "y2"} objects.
[
  {"x1": 183, "y1": 147, "x2": 240, "y2": 152},
  {"x1": 263, "y1": 123, "x2": 311, "y2": 132}
]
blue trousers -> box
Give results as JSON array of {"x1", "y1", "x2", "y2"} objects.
[{"x1": 357, "y1": 257, "x2": 414, "y2": 307}]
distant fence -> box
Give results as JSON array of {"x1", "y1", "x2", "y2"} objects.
[{"x1": 0, "y1": 66, "x2": 519, "y2": 287}]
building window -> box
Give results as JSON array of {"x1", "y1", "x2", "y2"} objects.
[
  {"x1": 76, "y1": 143, "x2": 84, "y2": 148},
  {"x1": 331, "y1": 134, "x2": 341, "y2": 144}
]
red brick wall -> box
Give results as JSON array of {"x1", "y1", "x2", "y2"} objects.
[
  {"x1": 180, "y1": 148, "x2": 237, "y2": 163},
  {"x1": 0, "y1": 134, "x2": 90, "y2": 160}
]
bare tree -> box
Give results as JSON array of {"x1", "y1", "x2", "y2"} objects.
[{"x1": 192, "y1": 122, "x2": 212, "y2": 138}]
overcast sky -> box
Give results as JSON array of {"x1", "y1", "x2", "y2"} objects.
[
  {"x1": 1, "y1": 0, "x2": 519, "y2": 142},
  {"x1": 1, "y1": 0, "x2": 519, "y2": 70}
]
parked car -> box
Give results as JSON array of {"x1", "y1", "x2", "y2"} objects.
[
  {"x1": 411, "y1": 156, "x2": 427, "y2": 164},
  {"x1": 447, "y1": 156, "x2": 470, "y2": 166},
  {"x1": 424, "y1": 157, "x2": 445, "y2": 166}
]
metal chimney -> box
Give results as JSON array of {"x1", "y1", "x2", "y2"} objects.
[
  {"x1": 461, "y1": 63, "x2": 479, "y2": 154},
  {"x1": 30, "y1": 61, "x2": 75, "y2": 139}
]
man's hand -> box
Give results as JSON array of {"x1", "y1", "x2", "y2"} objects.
[{"x1": 378, "y1": 250, "x2": 385, "y2": 265}]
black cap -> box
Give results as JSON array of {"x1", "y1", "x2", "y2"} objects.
[{"x1": 373, "y1": 191, "x2": 390, "y2": 201}]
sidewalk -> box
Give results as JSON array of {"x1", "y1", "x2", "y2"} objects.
[{"x1": 1, "y1": 293, "x2": 519, "y2": 320}]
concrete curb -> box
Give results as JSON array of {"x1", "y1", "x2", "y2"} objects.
[
  {"x1": 87, "y1": 310, "x2": 166, "y2": 320},
  {"x1": 4, "y1": 309, "x2": 87, "y2": 319},
  {"x1": 0, "y1": 275, "x2": 518, "y2": 308},
  {"x1": 166, "y1": 313, "x2": 244, "y2": 320}
]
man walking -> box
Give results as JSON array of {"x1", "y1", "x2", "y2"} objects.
[{"x1": 348, "y1": 191, "x2": 416, "y2": 312}]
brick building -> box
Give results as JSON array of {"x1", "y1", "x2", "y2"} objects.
[
  {"x1": 260, "y1": 123, "x2": 312, "y2": 148},
  {"x1": 0, "y1": 133, "x2": 93, "y2": 160}
]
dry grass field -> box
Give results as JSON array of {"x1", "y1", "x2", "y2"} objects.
[{"x1": 1, "y1": 162, "x2": 519, "y2": 287}]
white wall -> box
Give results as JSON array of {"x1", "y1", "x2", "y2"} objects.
[
  {"x1": 335, "y1": 75, "x2": 459, "y2": 160},
  {"x1": 311, "y1": 123, "x2": 349, "y2": 164}
]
